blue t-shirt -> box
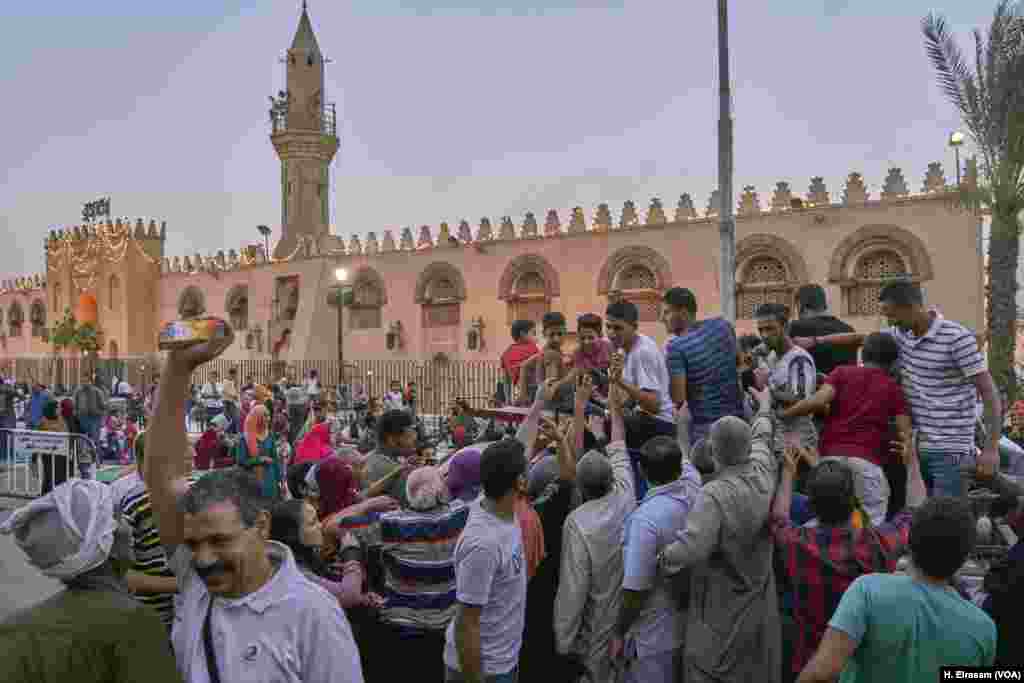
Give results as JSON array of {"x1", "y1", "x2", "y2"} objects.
[
  {"x1": 665, "y1": 318, "x2": 741, "y2": 435},
  {"x1": 829, "y1": 573, "x2": 996, "y2": 683}
]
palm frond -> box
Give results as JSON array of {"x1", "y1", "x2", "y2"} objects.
[{"x1": 922, "y1": 13, "x2": 975, "y2": 115}]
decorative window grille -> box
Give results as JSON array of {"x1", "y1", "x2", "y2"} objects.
[
  {"x1": 848, "y1": 250, "x2": 908, "y2": 316},
  {"x1": 736, "y1": 257, "x2": 791, "y2": 320}
]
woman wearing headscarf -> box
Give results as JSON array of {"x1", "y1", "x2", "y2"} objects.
[
  {"x1": 445, "y1": 447, "x2": 484, "y2": 503},
  {"x1": 293, "y1": 421, "x2": 334, "y2": 466},
  {"x1": 239, "y1": 404, "x2": 283, "y2": 500},
  {"x1": 194, "y1": 414, "x2": 236, "y2": 471},
  {"x1": 316, "y1": 455, "x2": 399, "y2": 525},
  {"x1": 269, "y1": 498, "x2": 383, "y2": 609}
]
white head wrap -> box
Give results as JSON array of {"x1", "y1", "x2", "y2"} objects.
[{"x1": 0, "y1": 479, "x2": 117, "y2": 580}]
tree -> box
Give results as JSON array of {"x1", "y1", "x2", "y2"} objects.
[
  {"x1": 923, "y1": 1, "x2": 1024, "y2": 404},
  {"x1": 49, "y1": 307, "x2": 103, "y2": 384}
]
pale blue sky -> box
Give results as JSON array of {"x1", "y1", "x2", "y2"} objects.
[{"x1": 0, "y1": 1, "x2": 991, "y2": 278}]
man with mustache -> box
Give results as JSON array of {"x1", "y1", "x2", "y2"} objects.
[{"x1": 144, "y1": 323, "x2": 364, "y2": 683}]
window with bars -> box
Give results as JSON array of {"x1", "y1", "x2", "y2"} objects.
[
  {"x1": 615, "y1": 265, "x2": 657, "y2": 292},
  {"x1": 423, "y1": 303, "x2": 461, "y2": 328},
  {"x1": 349, "y1": 283, "x2": 384, "y2": 330},
  {"x1": 509, "y1": 271, "x2": 549, "y2": 325},
  {"x1": 848, "y1": 250, "x2": 908, "y2": 316},
  {"x1": 736, "y1": 256, "x2": 792, "y2": 320},
  {"x1": 30, "y1": 302, "x2": 45, "y2": 338},
  {"x1": 610, "y1": 265, "x2": 660, "y2": 323},
  {"x1": 430, "y1": 278, "x2": 458, "y2": 301}
]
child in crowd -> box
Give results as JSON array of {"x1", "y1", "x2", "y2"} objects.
[{"x1": 517, "y1": 312, "x2": 572, "y2": 407}]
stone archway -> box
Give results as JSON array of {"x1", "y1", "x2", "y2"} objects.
[
  {"x1": 596, "y1": 246, "x2": 673, "y2": 296},
  {"x1": 497, "y1": 254, "x2": 561, "y2": 301},
  {"x1": 827, "y1": 224, "x2": 934, "y2": 283},
  {"x1": 414, "y1": 262, "x2": 467, "y2": 304}
]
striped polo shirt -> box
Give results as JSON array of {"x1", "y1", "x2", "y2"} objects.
[
  {"x1": 115, "y1": 473, "x2": 176, "y2": 626},
  {"x1": 665, "y1": 318, "x2": 742, "y2": 433},
  {"x1": 376, "y1": 500, "x2": 469, "y2": 633},
  {"x1": 888, "y1": 312, "x2": 985, "y2": 454}
]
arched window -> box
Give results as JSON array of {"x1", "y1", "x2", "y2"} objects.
[
  {"x1": 177, "y1": 286, "x2": 206, "y2": 319},
  {"x1": 610, "y1": 264, "x2": 661, "y2": 322},
  {"x1": 498, "y1": 254, "x2": 560, "y2": 326},
  {"x1": 52, "y1": 282, "x2": 61, "y2": 315},
  {"x1": 415, "y1": 263, "x2": 466, "y2": 330},
  {"x1": 108, "y1": 275, "x2": 120, "y2": 310},
  {"x1": 736, "y1": 256, "x2": 793, "y2": 320},
  {"x1": 8, "y1": 301, "x2": 24, "y2": 337},
  {"x1": 30, "y1": 300, "x2": 46, "y2": 338},
  {"x1": 350, "y1": 282, "x2": 384, "y2": 330},
  {"x1": 108, "y1": 340, "x2": 119, "y2": 358},
  {"x1": 597, "y1": 247, "x2": 672, "y2": 324},
  {"x1": 225, "y1": 285, "x2": 249, "y2": 331},
  {"x1": 828, "y1": 224, "x2": 934, "y2": 317},
  {"x1": 848, "y1": 250, "x2": 908, "y2": 316}
]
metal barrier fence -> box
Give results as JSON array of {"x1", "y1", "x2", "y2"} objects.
[
  {"x1": 0, "y1": 428, "x2": 97, "y2": 499},
  {"x1": 4, "y1": 357, "x2": 506, "y2": 417}
]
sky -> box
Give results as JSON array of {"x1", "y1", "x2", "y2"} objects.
[{"x1": 0, "y1": 0, "x2": 994, "y2": 280}]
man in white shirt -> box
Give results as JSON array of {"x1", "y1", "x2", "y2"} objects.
[
  {"x1": 605, "y1": 300, "x2": 676, "y2": 499},
  {"x1": 755, "y1": 303, "x2": 818, "y2": 455},
  {"x1": 444, "y1": 438, "x2": 529, "y2": 683},
  {"x1": 143, "y1": 328, "x2": 364, "y2": 683}
]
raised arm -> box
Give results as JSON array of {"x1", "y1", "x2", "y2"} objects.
[
  {"x1": 516, "y1": 379, "x2": 554, "y2": 461},
  {"x1": 144, "y1": 322, "x2": 234, "y2": 549}
]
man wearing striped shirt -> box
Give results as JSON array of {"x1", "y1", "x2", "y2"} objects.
[
  {"x1": 796, "y1": 280, "x2": 1001, "y2": 495},
  {"x1": 110, "y1": 431, "x2": 177, "y2": 628},
  {"x1": 663, "y1": 288, "x2": 743, "y2": 445},
  {"x1": 369, "y1": 466, "x2": 470, "y2": 681}
]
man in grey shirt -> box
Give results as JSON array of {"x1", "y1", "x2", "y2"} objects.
[
  {"x1": 444, "y1": 438, "x2": 529, "y2": 683},
  {"x1": 143, "y1": 327, "x2": 364, "y2": 683}
]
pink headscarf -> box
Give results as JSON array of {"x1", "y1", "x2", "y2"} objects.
[
  {"x1": 293, "y1": 422, "x2": 334, "y2": 466},
  {"x1": 316, "y1": 455, "x2": 359, "y2": 520}
]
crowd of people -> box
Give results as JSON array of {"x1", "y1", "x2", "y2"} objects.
[{"x1": 1, "y1": 280, "x2": 1022, "y2": 683}]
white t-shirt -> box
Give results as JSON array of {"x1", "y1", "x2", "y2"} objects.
[
  {"x1": 623, "y1": 333, "x2": 676, "y2": 424},
  {"x1": 444, "y1": 500, "x2": 527, "y2": 676}
]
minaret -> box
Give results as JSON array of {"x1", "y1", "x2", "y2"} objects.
[{"x1": 270, "y1": 2, "x2": 339, "y2": 259}]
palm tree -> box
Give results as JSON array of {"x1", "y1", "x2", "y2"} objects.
[{"x1": 923, "y1": 0, "x2": 1024, "y2": 404}]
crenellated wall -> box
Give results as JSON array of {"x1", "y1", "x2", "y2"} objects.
[
  {"x1": 0, "y1": 163, "x2": 985, "y2": 368},
  {"x1": 152, "y1": 162, "x2": 984, "y2": 367}
]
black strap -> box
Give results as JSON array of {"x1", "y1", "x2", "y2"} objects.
[{"x1": 203, "y1": 600, "x2": 223, "y2": 683}]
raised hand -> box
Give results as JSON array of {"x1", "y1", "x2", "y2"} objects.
[
  {"x1": 166, "y1": 319, "x2": 235, "y2": 373},
  {"x1": 782, "y1": 446, "x2": 800, "y2": 475},
  {"x1": 575, "y1": 372, "x2": 595, "y2": 405}
]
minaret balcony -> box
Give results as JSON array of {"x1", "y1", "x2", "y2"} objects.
[{"x1": 270, "y1": 101, "x2": 337, "y2": 137}]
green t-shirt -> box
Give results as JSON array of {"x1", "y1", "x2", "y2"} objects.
[{"x1": 829, "y1": 573, "x2": 996, "y2": 683}]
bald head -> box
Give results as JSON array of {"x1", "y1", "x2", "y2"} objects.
[
  {"x1": 577, "y1": 451, "x2": 613, "y2": 501},
  {"x1": 709, "y1": 416, "x2": 752, "y2": 467}
]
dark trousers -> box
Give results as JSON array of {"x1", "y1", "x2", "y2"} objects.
[
  {"x1": 369, "y1": 621, "x2": 447, "y2": 683},
  {"x1": 41, "y1": 453, "x2": 69, "y2": 495}
]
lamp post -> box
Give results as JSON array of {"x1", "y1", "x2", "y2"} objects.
[
  {"x1": 717, "y1": 0, "x2": 736, "y2": 322},
  {"x1": 328, "y1": 267, "x2": 352, "y2": 392},
  {"x1": 949, "y1": 131, "x2": 965, "y2": 188},
  {"x1": 257, "y1": 225, "x2": 272, "y2": 261}
]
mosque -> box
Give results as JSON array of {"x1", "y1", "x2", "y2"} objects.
[{"x1": 0, "y1": 5, "x2": 990, "y2": 382}]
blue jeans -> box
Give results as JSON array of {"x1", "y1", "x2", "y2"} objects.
[
  {"x1": 919, "y1": 449, "x2": 965, "y2": 497},
  {"x1": 446, "y1": 667, "x2": 518, "y2": 683},
  {"x1": 79, "y1": 414, "x2": 102, "y2": 445}
]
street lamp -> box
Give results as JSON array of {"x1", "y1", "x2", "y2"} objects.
[
  {"x1": 949, "y1": 131, "x2": 965, "y2": 188},
  {"x1": 257, "y1": 225, "x2": 272, "y2": 261},
  {"x1": 328, "y1": 267, "x2": 352, "y2": 391}
]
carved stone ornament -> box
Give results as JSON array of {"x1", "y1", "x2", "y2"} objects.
[
  {"x1": 417, "y1": 225, "x2": 433, "y2": 249},
  {"x1": 437, "y1": 222, "x2": 452, "y2": 247},
  {"x1": 499, "y1": 217, "x2": 516, "y2": 241},
  {"x1": 675, "y1": 194, "x2": 696, "y2": 221},
  {"x1": 568, "y1": 207, "x2": 586, "y2": 233},
  {"x1": 619, "y1": 201, "x2": 639, "y2": 229},
  {"x1": 382, "y1": 230, "x2": 396, "y2": 252},
  {"x1": 349, "y1": 234, "x2": 362, "y2": 255},
  {"x1": 544, "y1": 210, "x2": 561, "y2": 237},
  {"x1": 457, "y1": 220, "x2": 473, "y2": 243},
  {"x1": 646, "y1": 198, "x2": 667, "y2": 225},
  {"x1": 365, "y1": 232, "x2": 379, "y2": 255},
  {"x1": 738, "y1": 186, "x2": 760, "y2": 216},
  {"x1": 706, "y1": 189, "x2": 721, "y2": 217},
  {"x1": 881, "y1": 168, "x2": 909, "y2": 201},
  {"x1": 477, "y1": 217, "x2": 493, "y2": 242},
  {"x1": 771, "y1": 182, "x2": 793, "y2": 211},
  {"x1": 807, "y1": 177, "x2": 829, "y2": 205},
  {"x1": 922, "y1": 162, "x2": 946, "y2": 193},
  {"x1": 843, "y1": 173, "x2": 869, "y2": 204},
  {"x1": 400, "y1": 227, "x2": 415, "y2": 251},
  {"x1": 521, "y1": 213, "x2": 539, "y2": 239},
  {"x1": 593, "y1": 204, "x2": 612, "y2": 232}
]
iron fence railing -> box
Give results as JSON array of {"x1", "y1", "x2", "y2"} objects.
[{"x1": 3, "y1": 357, "x2": 506, "y2": 417}]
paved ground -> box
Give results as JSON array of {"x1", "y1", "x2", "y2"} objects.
[{"x1": 0, "y1": 509, "x2": 63, "y2": 621}]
